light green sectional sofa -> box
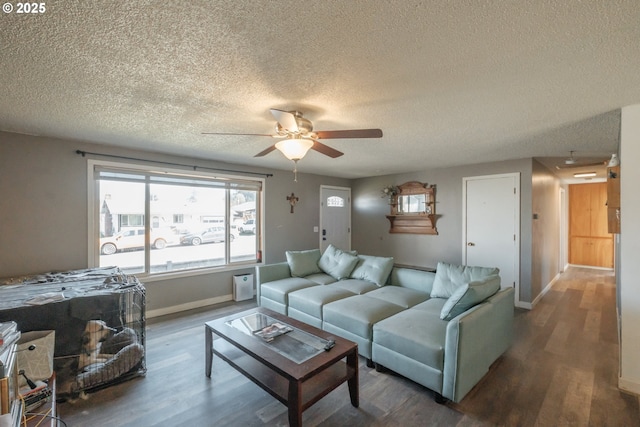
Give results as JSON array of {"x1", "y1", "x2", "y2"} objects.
[{"x1": 255, "y1": 245, "x2": 514, "y2": 403}]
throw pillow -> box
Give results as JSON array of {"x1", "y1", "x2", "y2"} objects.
[
  {"x1": 286, "y1": 249, "x2": 322, "y2": 277},
  {"x1": 318, "y1": 244, "x2": 359, "y2": 280},
  {"x1": 350, "y1": 255, "x2": 394, "y2": 286},
  {"x1": 430, "y1": 262, "x2": 500, "y2": 299},
  {"x1": 440, "y1": 275, "x2": 501, "y2": 320}
]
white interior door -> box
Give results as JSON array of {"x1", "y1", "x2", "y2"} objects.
[
  {"x1": 320, "y1": 186, "x2": 351, "y2": 252},
  {"x1": 463, "y1": 174, "x2": 520, "y2": 301}
]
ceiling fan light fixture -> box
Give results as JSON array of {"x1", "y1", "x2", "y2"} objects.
[{"x1": 275, "y1": 138, "x2": 314, "y2": 161}]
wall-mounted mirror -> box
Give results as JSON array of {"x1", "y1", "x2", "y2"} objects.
[
  {"x1": 391, "y1": 181, "x2": 434, "y2": 215},
  {"x1": 398, "y1": 193, "x2": 427, "y2": 214},
  {"x1": 387, "y1": 181, "x2": 437, "y2": 234}
]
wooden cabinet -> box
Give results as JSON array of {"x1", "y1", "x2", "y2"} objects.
[
  {"x1": 569, "y1": 236, "x2": 614, "y2": 267},
  {"x1": 607, "y1": 166, "x2": 620, "y2": 234},
  {"x1": 569, "y1": 182, "x2": 613, "y2": 268}
]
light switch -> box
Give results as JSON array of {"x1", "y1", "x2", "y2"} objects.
[{"x1": 313, "y1": 226, "x2": 319, "y2": 232}]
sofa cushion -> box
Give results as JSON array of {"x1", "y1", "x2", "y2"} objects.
[
  {"x1": 288, "y1": 286, "x2": 356, "y2": 319},
  {"x1": 390, "y1": 267, "x2": 436, "y2": 293},
  {"x1": 260, "y1": 277, "x2": 319, "y2": 305},
  {"x1": 323, "y1": 295, "x2": 406, "y2": 339},
  {"x1": 440, "y1": 275, "x2": 501, "y2": 320},
  {"x1": 350, "y1": 255, "x2": 394, "y2": 286},
  {"x1": 304, "y1": 272, "x2": 337, "y2": 285},
  {"x1": 364, "y1": 286, "x2": 430, "y2": 308},
  {"x1": 373, "y1": 305, "x2": 448, "y2": 370},
  {"x1": 329, "y1": 279, "x2": 379, "y2": 294},
  {"x1": 411, "y1": 297, "x2": 448, "y2": 313},
  {"x1": 430, "y1": 262, "x2": 500, "y2": 299},
  {"x1": 318, "y1": 244, "x2": 359, "y2": 280},
  {"x1": 286, "y1": 249, "x2": 322, "y2": 277}
]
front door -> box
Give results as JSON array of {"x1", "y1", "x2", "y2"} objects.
[
  {"x1": 463, "y1": 173, "x2": 520, "y2": 301},
  {"x1": 320, "y1": 186, "x2": 351, "y2": 252}
]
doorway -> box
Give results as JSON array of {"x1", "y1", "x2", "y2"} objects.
[
  {"x1": 319, "y1": 186, "x2": 351, "y2": 252},
  {"x1": 462, "y1": 173, "x2": 520, "y2": 303}
]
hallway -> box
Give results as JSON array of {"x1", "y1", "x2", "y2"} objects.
[{"x1": 454, "y1": 266, "x2": 639, "y2": 425}]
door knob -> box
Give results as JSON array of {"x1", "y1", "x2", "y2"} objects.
[{"x1": 467, "y1": 242, "x2": 475, "y2": 246}]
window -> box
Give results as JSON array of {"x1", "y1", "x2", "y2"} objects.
[
  {"x1": 90, "y1": 161, "x2": 263, "y2": 276},
  {"x1": 327, "y1": 196, "x2": 345, "y2": 207},
  {"x1": 120, "y1": 214, "x2": 144, "y2": 227}
]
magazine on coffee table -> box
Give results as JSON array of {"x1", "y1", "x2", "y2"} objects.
[{"x1": 253, "y1": 322, "x2": 293, "y2": 342}]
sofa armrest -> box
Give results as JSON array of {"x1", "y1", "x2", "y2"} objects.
[
  {"x1": 255, "y1": 262, "x2": 291, "y2": 302},
  {"x1": 442, "y1": 287, "x2": 514, "y2": 402}
]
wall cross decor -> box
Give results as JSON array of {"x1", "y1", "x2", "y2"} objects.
[{"x1": 287, "y1": 192, "x2": 299, "y2": 213}]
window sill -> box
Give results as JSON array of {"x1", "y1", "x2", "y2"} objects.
[{"x1": 137, "y1": 263, "x2": 259, "y2": 283}]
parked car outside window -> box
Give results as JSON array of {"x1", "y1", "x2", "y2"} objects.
[
  {"x1": 100, "y1": 227, "x2": 174, "y2": 255},
  {"x1": 238, "y1": 219, "x2": 256, "y2": 234},
  {"x1": 179, "y1": 226, "x2": 236, "y2": 246}
]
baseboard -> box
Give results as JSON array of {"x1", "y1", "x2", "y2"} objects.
[
  {"x1": 516, "y1": 301, "x2": 532, "y2": 310},
  {"x1": 146, "y1": 294, "x2": 233, "y2": 319},
  {"x1": 619, "y1": 377, "x2": 640, "y2": 396},
  {"x1": 567, "y1": 263, "x2": 614, "y2": 271},
  {"x1": 515, "y1": 272, "x2": 561, "y2": 310},
  {"x1": 532, "y1": 273, "x2": 560, "y2": 307}
]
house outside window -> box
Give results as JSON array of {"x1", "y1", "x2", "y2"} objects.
[{"x1": 89, "y1": 160, "x2": 263, "y2": 277}]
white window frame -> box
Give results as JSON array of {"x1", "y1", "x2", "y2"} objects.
[{"x1": 87, "y1": 159, "x2": 264, "y2": 281}]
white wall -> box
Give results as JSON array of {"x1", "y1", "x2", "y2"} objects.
[{"x1": 619, "y1": 104, "x2": 640, "y2": 394}]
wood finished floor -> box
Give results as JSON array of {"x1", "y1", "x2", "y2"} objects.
[{"x1": 58, "y1": 267, "x2": 640, "y2": 426}]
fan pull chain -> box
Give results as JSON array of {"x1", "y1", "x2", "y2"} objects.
[{"x1": 292, "y1": 160, "x2": 298, "y2": 182}]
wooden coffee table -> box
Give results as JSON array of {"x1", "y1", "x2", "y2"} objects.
[{"x1": 205, "y1": 307, "x2": 358, "y2": 426}]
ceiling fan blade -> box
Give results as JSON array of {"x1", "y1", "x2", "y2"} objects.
[
  {"x1": 254, "y1": 145, "x2": 278, "y2": 157},
  {"x1": 311, "y1": 140, "x2": 344, "y2": 158},
  {"x1": 202, "y1": 132, "x2": 274, "y2": 137},
  {"x1": 270, "y1": 109, "x2": 299, "y2": 132},
  {"x1": 315, "y1": 129, "x2": 383, "y2": 139}
]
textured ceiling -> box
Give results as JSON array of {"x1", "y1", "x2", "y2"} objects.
[{"x1": 1, "y1": 1, "x2": 639, "y2": 179}]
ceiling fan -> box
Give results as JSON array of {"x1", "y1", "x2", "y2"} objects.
[
  {"x1": 203, "y1": 109, "x2": 383, "y2": 181},
  {"x1": 203, "y1": 109, "x2": 383, "y2": 160}
]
